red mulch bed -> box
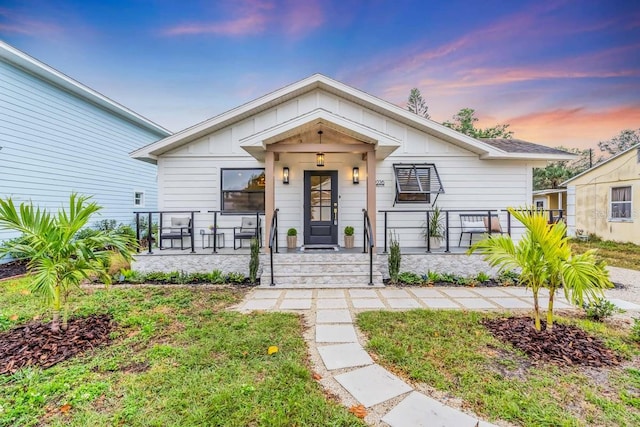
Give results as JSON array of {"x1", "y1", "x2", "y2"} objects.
[
  {"x1": 0, "y1": 314, "x2": 114, "y2": 375},
  {"x1": 483, "y1": 316, "x2": 621, "y2": 367},
  {"x1": 0, "y1": 260, "x2": 28, "y2": 281}
]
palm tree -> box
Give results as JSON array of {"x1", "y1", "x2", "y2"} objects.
[
  {"x1": 0, "y1": 194, "x2": 134, "y2": 332},
  {"x1": 468, "y1": 208, "x2": 612, "y2": 331}
]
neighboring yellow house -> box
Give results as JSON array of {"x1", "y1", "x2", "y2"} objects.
[
  {"x1": 564, "y1": 145, "x2": 639, "y2": 243},
  {"x1": 532, "y1": 188, "x2": 567, "y2": 217}
]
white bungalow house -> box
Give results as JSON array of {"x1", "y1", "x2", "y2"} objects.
[
  {"x1": 0, "y1": 41, "x2": 171, "y2": 245},
  {"x1": 131, "y1": 74, "x2": 571, "y2": 256}
]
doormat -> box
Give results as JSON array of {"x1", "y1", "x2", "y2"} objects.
[{"x1": 300, "y1": 245, "x2": 339, "y2": 252}]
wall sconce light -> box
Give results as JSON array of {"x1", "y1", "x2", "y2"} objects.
[
  {"x1": 352, "y1": 167, "x2": 359, "y2": 184},
  {"x1": 283, "y1": 167, "x2": 290, "y2": 184}
]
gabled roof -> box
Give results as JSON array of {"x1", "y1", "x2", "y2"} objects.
[
  {"x1": 562, "y1": 143, "x2": 640, "y2": 186},
  {"x1": 0, "y1": 41, "x2": 171, "y2": 137},
  {"x1": 130, "y1": 74, "x2": 574, "y2": 163}
]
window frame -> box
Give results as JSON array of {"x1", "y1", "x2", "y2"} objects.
[
  {"x1": 609, "y1": 186, "x2": 632, "y2": 221},
  {"x1": 133, "y1": 191, "x2": 145, "y2": 207},
  {"x1": 393, "y1": 163, "x2": 444, "y2": 205},
  {"x1": 220, "y1": 167, "x2": 266, "y2": 214}
]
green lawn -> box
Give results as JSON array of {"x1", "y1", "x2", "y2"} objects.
[
  {"x1": 571, "y1": 238, "x2": 640, "y2": 271},
  {"x1": 357, "y1": 310, "x2": 640, "y2": 426},
  {"x1": 0, "y1": 279, "x2": 363, "y2": 427}
]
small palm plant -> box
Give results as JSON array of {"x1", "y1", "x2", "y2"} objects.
[
  {"x1": 469, "y1": 207, "x2": 612, "y2": 331},
  {"x1": 0, "y1": 194, "x2": 134, "y2": 332}
]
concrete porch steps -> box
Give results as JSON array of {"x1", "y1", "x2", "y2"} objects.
[{"x1": 261, "y1": 252, "x2": 384, "y2": 288}]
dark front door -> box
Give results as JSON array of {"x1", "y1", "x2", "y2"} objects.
[{"x1": 304, "y1": 170, "x2": 338, "y2": 245}]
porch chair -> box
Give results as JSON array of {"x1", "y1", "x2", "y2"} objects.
[
  {"x1": 159, "y1": 217, "x2": 193, "y2": 250},
  {"x1": 458, "y1": 214, "x2": 504, "y2": 247},
  {"x1": 233, "y1": 216, "x2": 262, "y2": 249}
]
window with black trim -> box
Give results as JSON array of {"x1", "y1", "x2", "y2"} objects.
[
  {"x1": 393, "y1": 164, "x2": 444, "y2": 204},
  {"x1": 221, "y1": 168, "x2": 265, "y2": 213},
  {"x1": 610, "y1": 186, "x2": 632, "y2": 220}
]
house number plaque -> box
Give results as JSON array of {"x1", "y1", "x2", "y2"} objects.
[{"x1": 375, "y1": 180, "x2": 385, "y2": 187}]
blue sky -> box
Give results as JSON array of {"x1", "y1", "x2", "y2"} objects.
[{"x1": 2, "y1": 0, "x2": 639, "y2": 149}]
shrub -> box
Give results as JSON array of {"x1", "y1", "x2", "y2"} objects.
[
  {"x1": 210, "y1": 269, "x2": 225, "y2": 284},
  {"x1": 227, "y1": 272, "x2": 246, "y2": 284},
  {"x1": 398, "y1": 271, "x2": 422, "y2": 285},
  {"x1": 249, "y1": 237, "x2": 260, "y2": 283},
  {"x1": 344, "y1": 226, "x2": 355, "y2": 236},
  {"x1": 476, "y1": 272, "x2": 491, "y2": 283},
  {"x1": 439, "y1": 272, "x2": 458, "y2": 283},
  {"x1": 287, "y1": 228, "x2": 297, "y2": 236},
  {"x1": 583, "y1": 298, "x2": 623, "y2": 321},
  {"x1": 497, "y1": 270, "x2": 520, "y2": 286},
  {"x1": 422, "y1": 270, "x2": 442, "y2": 285},
  {"x1": 631, "y1": 318, "x2": 640, "y2": 343},
  {"x1": 388, "y1": 233, "x2": 401, "y2": 284}
]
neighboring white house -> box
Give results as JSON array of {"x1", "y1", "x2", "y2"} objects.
[
  {"x1": 131, "y1": 74, "x2": 572, "y2": 250},
  {"x1": 0, "y1": 41, "x2": 171, "y2": 244}
]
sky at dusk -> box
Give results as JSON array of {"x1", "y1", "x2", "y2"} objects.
[{"x1": 1, "y1": 0, "x2": 639, "y2": 150}]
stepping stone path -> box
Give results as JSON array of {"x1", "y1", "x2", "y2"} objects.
[{"x1": 234, "y1": 286, "x2": 639, "y2": 426}]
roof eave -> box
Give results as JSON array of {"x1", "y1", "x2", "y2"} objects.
[{"x1": 0, "y1": 41, "x2": 171, "y2": 137}]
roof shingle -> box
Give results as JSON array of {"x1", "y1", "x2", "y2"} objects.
[{"x1": 480, "y1": 138, "x2": 572, "y2": 155}]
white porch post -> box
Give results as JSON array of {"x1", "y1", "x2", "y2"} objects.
[
  {"x1": 265, "y1": 151, "x2": 275, "y2": 253},
  {"x1": 367, "y1": 152, "x2": 376, "y2": 248}
]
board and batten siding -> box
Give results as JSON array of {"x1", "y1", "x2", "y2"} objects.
[
  {"x1": 157, "y1": 88, "x2": 534, "y2": 247},
  {"x1": 0, "y1": 58, "x2": 164, "y2": 243}
]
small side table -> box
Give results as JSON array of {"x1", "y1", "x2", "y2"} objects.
[{"x1": 201, "y1": 231, "x2": 225, "y2": 249}]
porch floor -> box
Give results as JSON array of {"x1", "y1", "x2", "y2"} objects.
[{"x1": 135, "y1": 246, "x2": 471, "y2": 256}]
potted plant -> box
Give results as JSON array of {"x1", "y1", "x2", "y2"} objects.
[
  {"x1": 344, "y1": 226, "x2": 355, "y2": 249},
  {"x1": 424, "y1": 206, "x2": 445, "y2": 249},
  {"x1": 287, "y1": 228, "x2": 297, "y2": 249}
]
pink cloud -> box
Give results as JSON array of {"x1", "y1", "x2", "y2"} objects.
[
  {"x1": 506, "y1": 106, "x2": 640, "y2": 149},
  {"x1": 163, "y1": 0, "x2": 323, "y2": 38},
  {"x1": 0, "y1": 8, "x2": 63, "y2": 36}
]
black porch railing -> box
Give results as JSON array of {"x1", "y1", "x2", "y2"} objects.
[
  {"x1": 134, "y1": 210, "x2": 197, "y2": 254},
  {"x1": 379, "y1": 208, "x2": 564, "y2": 253},
  {"x1": 362, "y1": 209, "x2": 375, "y2": 286},
  {"x1": 268, "y1": 208, "x2": 279, "y2": 286},
  {"x1": 206, "y1": 211, "x2": 263, "y2": 253}
]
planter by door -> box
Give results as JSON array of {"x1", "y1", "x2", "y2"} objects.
[
  {"x1": 287, "y1": 235, "x2": 297, "y2": 249},
  {"x1": 344, "y1": 235, "x2": 355, "y2": 248}
]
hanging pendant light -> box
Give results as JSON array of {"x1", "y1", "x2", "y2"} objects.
[{"x1": 316, "y1": 130, "x2": 325, "y2": 167}]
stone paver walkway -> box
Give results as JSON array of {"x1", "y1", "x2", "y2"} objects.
[{"x1": 234, "y1": 286, "x2": 639, "y2": 426}]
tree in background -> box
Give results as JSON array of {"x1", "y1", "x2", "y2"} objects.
[
  {"x1": 598, "y1": 128, "x2": 640, "y2": 156},
  {"x1": 533, "y1": 147, "x2": 594, "y2": 190},
  {"x1": 443, "y1": 108, "x2": 513, "y2": 139},
  {"x1": 406, "y1": 88, "x2": 430, "y2": 119}
]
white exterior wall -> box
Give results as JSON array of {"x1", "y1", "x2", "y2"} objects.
[
  {"x1": 158, "y1": 88, "x2": 532, "y2": 248},
  {"x1": 0, "y1": 57, "x2": 165, "y2": 244}
]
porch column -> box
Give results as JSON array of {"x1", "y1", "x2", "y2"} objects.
[
  {"x1": 265, "y1": 151, "x2": 275, "y2": 253},
  {"x1": 366, "y1": 152, "x2": 376, "y2": 248}
]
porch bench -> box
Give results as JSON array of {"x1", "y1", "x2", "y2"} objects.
[{"x1": 458, "y1": 214, "x2": 504, "y2": 247}]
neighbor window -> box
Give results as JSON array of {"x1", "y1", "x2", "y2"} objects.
[
  {"x1": 610, "y1": 186, "x2": 632, "y2": 220},
  {"x1": 134, "y1": 191, "x2": 144, "y2": 207},
  {"x1": 221, "y1": 168, "x2": 265, "y2": 213},
  {"x1": 393, "y1": 164, "x2": 444, "y2": 204}
]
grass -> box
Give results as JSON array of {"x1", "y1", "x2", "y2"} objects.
[
  {"x1": 0, "y1": 278, "x2": 364, "y2": 427},
  {"x1": 357, "y1": 310, "x2": 640, "y2": 426},
  {"x1": 571, "y1": 238, "x2": 640, "y2": 271}
]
